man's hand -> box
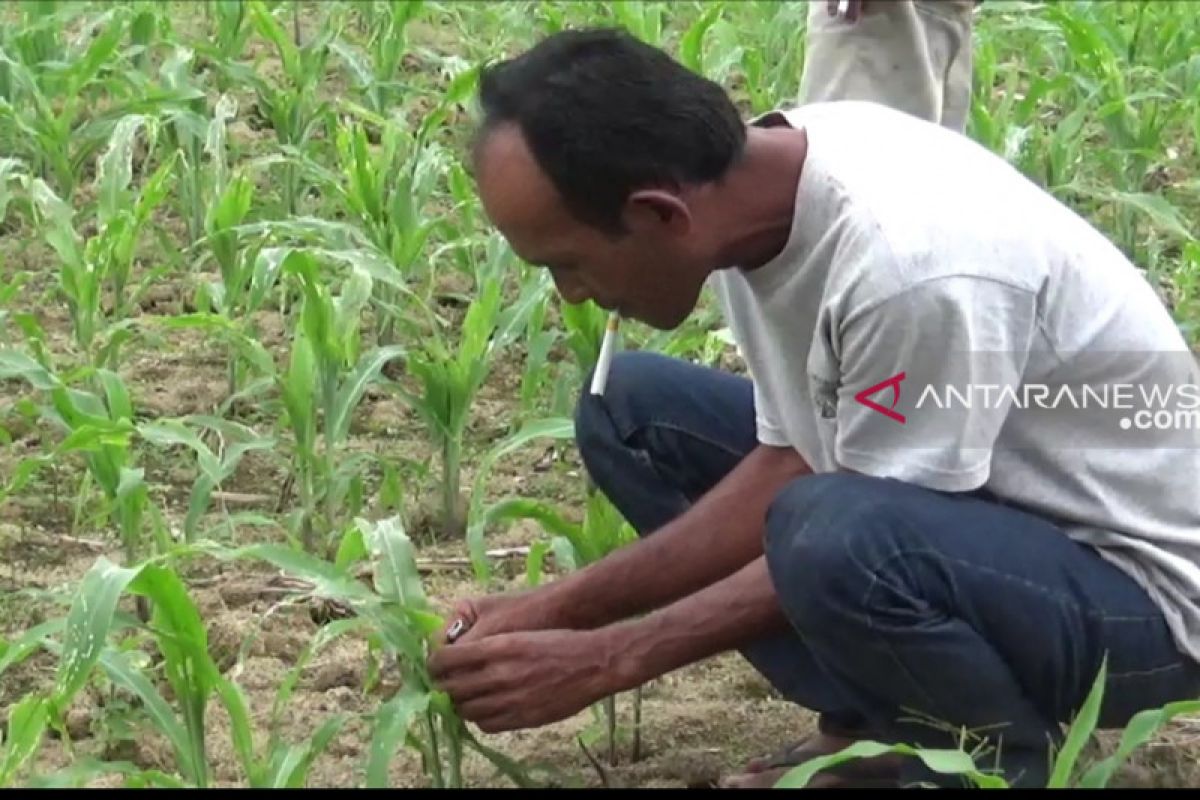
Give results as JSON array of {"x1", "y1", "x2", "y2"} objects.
[
  {"x1": 428, "y1": 628, "x2": 627, "y2": 733},
  {"x1": 435, "y1": 589, "x2": 566, "y2": 646},
  {"x1": 827, "y1": 0, "x2": 867, "y2": 22}
]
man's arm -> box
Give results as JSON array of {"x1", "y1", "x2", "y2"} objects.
[
  {"x1": 606, "y1": 555, "x2": 785, "y2": 691},
  {"x1": 544, "y1": 442, "x2": 811, "y2": 630}
]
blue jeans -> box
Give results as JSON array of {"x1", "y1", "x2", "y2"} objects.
[{"x1": 574, "y1": 352, "x2": 1200, "y2": 787}]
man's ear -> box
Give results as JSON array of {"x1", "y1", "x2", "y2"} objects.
[{"x1": 624, "y1": 189, "x2": 692, "y2": 235}]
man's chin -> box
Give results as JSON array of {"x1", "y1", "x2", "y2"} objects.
[{"x1": 631, "y1": 307, "x2": 691, "y2": 331}]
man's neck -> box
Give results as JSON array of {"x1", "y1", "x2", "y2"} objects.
[{"x1": 696, "y1": 123, "x2": 809, "y2": 274}]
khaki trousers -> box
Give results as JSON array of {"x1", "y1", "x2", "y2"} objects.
[{"x1": 798, "y1": 0, "x2": 976, "y2": 132}]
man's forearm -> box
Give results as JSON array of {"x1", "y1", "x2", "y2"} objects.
[
  {"x1": 545, "y1": 443, "x2": 810, "y2": 630},
  {"x1": 605, "y1": 556, "x2": 789, "y2": 691}
]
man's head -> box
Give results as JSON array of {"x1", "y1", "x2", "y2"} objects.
[{"x1": 471, "y1": 28, "x2": 747, "y2": 329}]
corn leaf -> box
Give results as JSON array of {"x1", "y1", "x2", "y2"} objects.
[
  {"x1": 52, "y1": 557, "x2": 141, "y2": 714},
  {"x1": 1047, "y1": 656, "x2": 1106, "y2": 787},
  {"x1": 96, "y1": 646, "x2": 198, "y2": 784},
  {"x1": 0, "y1": 694, "x2": 50, "y2": 787},
  {"x1": 366, "y1": 684, "x2": 431, "y2": 788},
  {"x1": 775, "y1": 741, "x2": 997, "y2": 789},
  {"x1": 331, "y1": 345, "x2": 405, "y2": 443}
]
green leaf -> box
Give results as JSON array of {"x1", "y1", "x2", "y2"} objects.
[
  {"x1": 197, "y1": 542, "x2": 375, "y2": 605},
  {"x1": 1047, "y1": 656, "x2": 1106, "y2": 787},
  {"x1": 0, "y1": 618, "x2": 65, "y2": 680},
  {"x1": 334, "y1": 525, "x2": 368, "y2": 570},
  {"x1": 525, "y1": 540, "x2": 552, "y2": 587},
  {"x1": 1077, "y1": 698, "x2": 1200, "y2": 788},
  {"x1": 0, "y1": 348, "x2": 60, "y2": 390},
  {"x1": 96, "y1": 646, "x2": 196, "y2": 784},
  {"x1": 0, "y1": 694, "x2": 50, "y2": 787},
  {"x1": 774, "y1": 741, "x2": 988, "y2": 789},
  {"x1": 366, "y1": 685, "x2": 431, "y2": 788},
  {"x1": 53, "y1": 557, "x2": 141, "y2": 713},
  {"x1": 278, "y1": 714, "x2": 348, "y2": 788},
  {"x1": 358, "y1": 515, "x2": 427, "y2": 611},
  {"x1": 127, "y1": 564, "x2": 218, "y2": 786},
  {"x1": 95, "y1": 114, "x2": 148, "y2": 226},
  {"x1": 331, "y1": 345, "x2": 405, "y2": 443},
  {"x1": 465, "y1": 418, "x2": 576, "y2": 582},
  {"x1": 97, "y1": 369, "x2": 133, "y2": 422},
  {"x1": 213, "y1": 675, "x2": 260, "y2": 786},
  {"x1": 679, "y1": 2, "x2": 724, "y2": 74}
]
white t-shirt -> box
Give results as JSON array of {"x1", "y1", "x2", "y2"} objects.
[{"x1": 710, "y1": 100, "x2": 1200, "y2": 662}]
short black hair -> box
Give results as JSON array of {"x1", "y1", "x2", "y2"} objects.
[{"x1": 475, "y1": 27, "x2": 747, "y2": 235}]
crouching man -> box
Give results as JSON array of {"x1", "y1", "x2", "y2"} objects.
[{"x1": 427, "y1": 28, "x2": 1200, "y2": 788}]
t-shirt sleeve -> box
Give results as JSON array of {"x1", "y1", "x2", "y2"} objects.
[
  {"x1": 753, "y1": 380, "x2": 789, "y2": 447},
  {"x1": 833, "y1": 275, "x2": 1039, "y2": 492}
]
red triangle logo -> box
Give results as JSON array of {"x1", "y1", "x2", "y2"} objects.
[{"x1": 854, "y1": 372, "x2": 907, "y2": 424}]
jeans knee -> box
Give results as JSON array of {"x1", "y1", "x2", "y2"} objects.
[
  {"x1": 575, "y1": 351, "x2": 673, "y2": 459},
  {"x1": 764, "y1": 473, "x2": 901, "y2": 632}
]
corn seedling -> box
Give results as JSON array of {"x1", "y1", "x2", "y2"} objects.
[
  {"x1": 561, "y1": 298, "x2": 611, "y2": 382},
  {"x1": 0, "y1": 353, "x2": 158, "y2": 571},
  {"x1": 20, "y1": 119, "x2": 176, "y2": 368},
  {"x1": 330, "y1": 1, "x2": 426, "y2": 118},
  {"x1": 0, "y1": 555, "x2": 352, "y2": 788},
  {"x1": 137, "y1": 415, "x2": 276, "y2": 542},
  {"x1": 192, "y1": 515, "x2": 535, "y2": 788},
  {"x1": 275, "y1": 249, "x2": 404, "y2": 554},
  {"x1": 227, "y1": 1, "x2": 335, "y2": 217},
  {"x1": 202, "y1": 0, "x2": 254, "y2": 66},
  {"x1": 460, "y1": 416, "x2": 577, "y2": 582},
  {"x1": 0, "y1": 5, "x2": 197, "y2": 200},
  {"x1": 393, "y1": 234, "x2": 545, "y2": 539},
  {"x1": 517, "y1": 290, "x2": 562, "y2": 419},
  {"x1": 314, "y1": 115, "x2": 446, "y2": 344}
]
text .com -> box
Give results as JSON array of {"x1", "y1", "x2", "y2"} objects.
[{"x1": 1124, "y1": 409, "x2": 1200, "y2": 431}]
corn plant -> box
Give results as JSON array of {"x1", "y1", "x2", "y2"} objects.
[
  {"x1": 560, "y1": 298, "x2": 611, "y2": 381},
  {"x1": 184, "y1": 93, "x2": 281, "y2": 400},
  {"x1": 193, "y1": 515, "x2": 536, "y2": 788},
  {"x1": 137, "y1": 415, "x2": 276, "y2": 542},
  {"x1": 225, "y1": 1, "x2": 335, "y2": 217},
  {"x1": 463, "y1": 416, "x2": 577, "y2": 583},
  {"x1": 291, "y1": 63, "x2": 478, "y2": 342},
  {"x1": 200, "y1": 0, "x2": 254, "y2": 66},
  {"x1": 0, "y1": 352, "x2": 155, "y2": 567},
  {"x1": 157, "y1": 46, "x2": 222, "y2": 246},
  {"x1": 330, "y1": 0, "x2": 426, "y2": 117},
  {"x1": 276, "y1": 249, "x2": 404, "y2": 555},
  {"x1": 517, "y1": 291, "x2": 563, "y2": 419},
  {"x1": 20, "y1": 117, "x2": 176, "y2": 368},
  {"x1": 317, "y1": 117, "x2": 445, "y2": 343},
  {"x1": 0, "y1": 554, "x2": 353, "y2": 788},
  {"x1": 0, "y1": 5, "x2": 196, "y2": 200},
  {"x1": 392, "y1": 234, "x2": 545, "y2": 539}
]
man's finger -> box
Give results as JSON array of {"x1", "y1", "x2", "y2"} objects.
[
  {"x1": 464, "y1": 696, "x2": 538, "y2": 733},
  {"x1": 457, "y1": 692, "x2": 516, "y2": 724},
  {"x1": 438, "y1": 669, "x2": 507, "y2": 705},
  {"x1": 428, "y1": 639, "x2": 494, "y2": 679}
]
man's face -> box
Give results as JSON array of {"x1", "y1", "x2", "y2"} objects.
[{"x1": 474, "y1": 124, "x2": 707, "y2": 330}]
